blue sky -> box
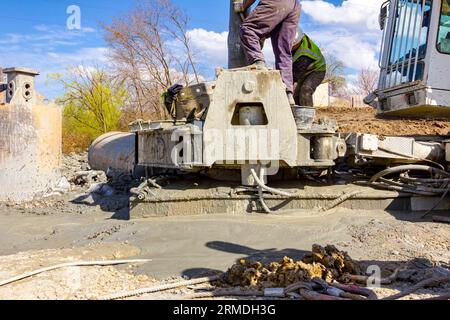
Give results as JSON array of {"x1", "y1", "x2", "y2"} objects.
[{"x1": 0, "y1": 0, "x2": 384, "y2": 98}]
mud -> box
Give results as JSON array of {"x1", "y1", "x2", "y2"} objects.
[{"x1": 317, "y1": 107, "x2": 450, "y2": 136}]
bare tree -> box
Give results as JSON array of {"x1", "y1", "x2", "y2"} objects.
[
  {"x1": 353, "y1": 68, "x2": 379, "y2": 96},
  {"x1": 103, "y1": 0, "x2": 200, "y2": 120},
  {"x1": 323, "y1": 53, "x2": 347, "y2": 97}
]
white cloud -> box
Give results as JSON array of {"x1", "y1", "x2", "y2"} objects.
[
  {"x1": 301, "y1": 0, "x2": 384, "y2": 30},
  {"x1": 187, "y1": 28, "x2": 228, "y2": 69},
  {"x1": 300, "y1": 0, "x2": 385, "y2": 71},
  {"x1": 187, "y1": 28, "x2": 276, "y2": 73},
  {"x1": 313, "y1": 31, "x2": 380, "y2": 70}
]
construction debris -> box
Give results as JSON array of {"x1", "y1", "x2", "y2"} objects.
[{"x1": 226, "y1": 244, "x2": 361, "y2": 288}]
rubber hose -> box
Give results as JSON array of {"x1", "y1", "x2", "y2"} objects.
[
  {"x1": 250, "y1": 169, "x2": 296, "y2": 198},
  {"x1": 0, "y1": 259, "x2": 151, "y2": 287},
  {"x1": 370, "y1": 165, "x2": 450, "y2": 183}
]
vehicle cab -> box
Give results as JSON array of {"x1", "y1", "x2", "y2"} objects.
[{"x1": 369, "y1": 0, "x2": 450, "y2": 117}]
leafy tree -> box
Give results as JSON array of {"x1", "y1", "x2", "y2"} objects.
[{"x1": 50, "y1": 67, "x2": 127, "y2": 152}]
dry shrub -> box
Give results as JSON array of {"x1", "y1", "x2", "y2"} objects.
[{"x1": 62, "y1": 125, "x2": 93, "y2": 154}]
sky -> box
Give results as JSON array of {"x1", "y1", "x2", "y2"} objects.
[{"x1": 0, "y1": 0, "x2": 386, "y2": 98}]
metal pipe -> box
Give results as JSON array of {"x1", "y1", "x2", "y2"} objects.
[
  {"x1": 412, "y1": 0, "x2": 427, "y2": 81},
  {"x1": 378, "y1": 1, "x2": 391, "y2": 69},
  {"x1": 406, "y1": 0, "x2": 421, "y2": 82},
  {"x1": 388, "y1": 0, "x2": 402, "y2": 88},
  {"x1": 393, "y1": 0, "x2": 408, "y2": 86},
  {"x1": 380, "y1": 0, "x2": 397, "y2": 89},
  {"x1": 228, "y1": 0, "x2": 249, "y2": 68},
  {"x1": 399, "y1": 0, "x2": 416, "y2": 83}
]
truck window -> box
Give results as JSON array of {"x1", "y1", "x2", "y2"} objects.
[{"x1": 437, "y1": 0, "x2": 450, "y2": 53}]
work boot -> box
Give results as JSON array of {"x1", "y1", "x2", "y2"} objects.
[
  {"x1": 287, "y1": 92, "x2": 296, "y2": 106},
  {"x1": 252, "y1": 60, "x2": 268, "y2": 70}
]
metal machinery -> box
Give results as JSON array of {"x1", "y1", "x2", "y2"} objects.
[
  {"x1": 88, "y1": 0, "x2": 450, "y2": 217},
  {"x1": 128, "y1": 67, "x2": 346, "y2": 185},
  {"x1": 367, "y1": 0, "x2": 450, "y2": 117}
]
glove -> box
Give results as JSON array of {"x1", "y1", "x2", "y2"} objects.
[{"x1": 162, "y1": 84, "x2": 184, "y2": 118}]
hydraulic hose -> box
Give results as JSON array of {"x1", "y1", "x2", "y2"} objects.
[
  {"x1": 370, "y1": 165, "x2": 450, "y2": 183},
  {"x1": 250, "y1": 169, "x2": 296, "y2": 198}
]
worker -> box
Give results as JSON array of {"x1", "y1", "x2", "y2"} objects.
[
  {"x1": 238, "y1": 0, "x2": 301, "y2": 105},
  {"x1": 291, "y1": 28, "x2": 326, "y2": 107}
]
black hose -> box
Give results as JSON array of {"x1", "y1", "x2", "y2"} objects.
[{"x1": 370, "y1": 165, "x2": 450, "y2": 183}]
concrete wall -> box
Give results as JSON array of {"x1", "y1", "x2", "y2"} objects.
[
  {"x1": 0, "y1": 101, "x2": 62, "y2": 202},
  {"x1": 329, "y1": 95, "x2": 371, "y2": 108},
  {"x1": 0, "y1": 68, "x2": 62, "y2": 202}
]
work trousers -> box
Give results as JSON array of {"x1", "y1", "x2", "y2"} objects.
[
  {"x1": 240, "y1": 0, "x2": 301, "y2": 93},
  {"x1": 294, "y1": 71, "x2": 326, "y2": 107}
]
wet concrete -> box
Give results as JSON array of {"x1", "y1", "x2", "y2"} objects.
[{"x1": 0, "y1": 204, "x2": 410, "y2": 279}]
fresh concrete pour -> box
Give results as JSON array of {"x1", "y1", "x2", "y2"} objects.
[{"x1": 0, "y1": 195, "x2": 449, "y2": 299}]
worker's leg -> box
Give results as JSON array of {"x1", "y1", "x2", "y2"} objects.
[
  {"x1": 294, "y1": 71, "x2": 326, "y2": 107},
  {"x1": 270, "y1": 1, "x2": 301, "y2": 93},
  {"x1": 240, "y1": 0, "x2": 298, "y2": 66}
]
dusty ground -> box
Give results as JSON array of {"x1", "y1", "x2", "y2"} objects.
[
  {"x1": 317, "y1": 106, "x2": 450, "y2": 136},
  {"x1": 0, "y1": 111, "x2": 450, "y2": 300}
]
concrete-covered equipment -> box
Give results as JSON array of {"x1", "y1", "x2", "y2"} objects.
[
  {"x1": 88, "y1": 132, "x2": 135, "y2": 174},
  {"x1": 368, "y1": 0, "x2": 450, "y2": 117},
  {"x1": 0, "y1": 68, "x2": 62, "y2": 202},
  {"x1": 87, "y1": 0, "x2": 450, "y2": 217},
  {"x1": 127, "y1": 67, "x2": 345, "y2": 185}
]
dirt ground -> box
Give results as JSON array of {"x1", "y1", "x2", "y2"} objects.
[
  {"x1": 0, "y1": 109, "x2": 450, "y2": 300},
  {"x1": 317, "y1": 106, "x2": 450, "y2": 136}
]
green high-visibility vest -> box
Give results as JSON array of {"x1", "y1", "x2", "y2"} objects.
[{"x1": 293, "y1": 35, "x2": 326, "y2": 73}]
